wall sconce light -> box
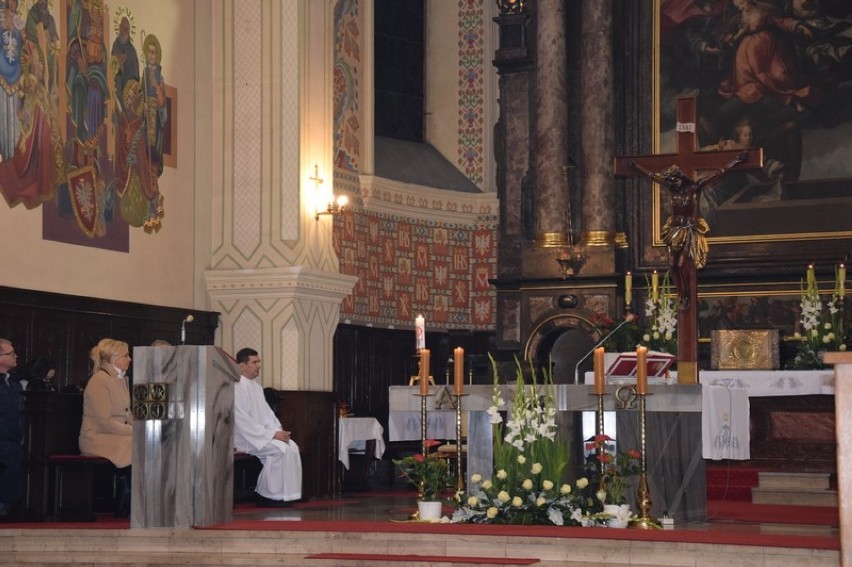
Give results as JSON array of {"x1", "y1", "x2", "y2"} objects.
[{"x1": 311, "y1": 164, "x2": 348, "y2": 221}]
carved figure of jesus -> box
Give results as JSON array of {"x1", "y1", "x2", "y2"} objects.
[{"x1": 631, "y1": 150, "x2": 747, "y2": 310}]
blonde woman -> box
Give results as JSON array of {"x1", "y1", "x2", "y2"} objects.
[{"x1": 79, "y1": 338, "x2": 133, "y2": 515}]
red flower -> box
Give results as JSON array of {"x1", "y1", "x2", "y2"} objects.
[
  {"x1": 626, "y1": 449, "x2": 641, "y2": 459},
  {"x1": 413, "y1": 453, "x2": 426, "y2": 462},
  {"x1": 424, "y1": 439, "x2": 442, "y2": 448}
]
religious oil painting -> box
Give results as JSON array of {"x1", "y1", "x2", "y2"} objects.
[
  {"x1": 655, "y1": 0, "x2": 852, "y2": 245},
  {"x1": 0, "y1": 1, "x2": 173, "y2": 251}
]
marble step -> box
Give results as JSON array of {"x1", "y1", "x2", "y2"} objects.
[
  {"x1": 751, "y1": 486, "x2": 838, "y2": 507},
  {"x1": 757, "y1": 471, "x2": 831, "y2": 491}
]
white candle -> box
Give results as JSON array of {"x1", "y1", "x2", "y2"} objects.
[{"x1": 415, "y1": 314, "x2": 425, "y2": 352}]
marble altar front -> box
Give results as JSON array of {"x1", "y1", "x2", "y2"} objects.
[{"x1": 389, "y1": 383, "x2": 705, "y2": 523}]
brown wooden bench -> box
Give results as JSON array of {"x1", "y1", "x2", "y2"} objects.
[
  {"x1": 47, "y1": 454, "x2": 123, "y2": 521},
  {"x1": 233, "y1": 451, "x2": 262, "y2": 503}
]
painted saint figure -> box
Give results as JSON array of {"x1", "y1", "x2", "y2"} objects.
[{"x1": 0, "y1": 0, "x2": 23, "y2": 162}]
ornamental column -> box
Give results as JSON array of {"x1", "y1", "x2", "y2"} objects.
[
  {"x1": 578, "y1": 0, "x2": 619, "y2": 251},
  {"x1": 532, "y1": 0, "x2": 569, "y2": 248}
]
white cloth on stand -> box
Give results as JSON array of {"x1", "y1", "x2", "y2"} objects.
[
  {"x1": 702, "y1": 384, "x2": 750, "y2": 460},
  {"x1": 233, "y1": 376, "x2": 302, "y2": 501},
  {"x1": 338, "y1": 417, "x2": 385, "y2": 469}
]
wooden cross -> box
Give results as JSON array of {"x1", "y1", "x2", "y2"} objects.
[{"x1": 614, "y1": 97, "x2": 763, "y2": 384}]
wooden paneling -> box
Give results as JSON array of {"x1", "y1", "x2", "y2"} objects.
[
  {"x1": 0, "y1": 286, "x2": 218, "y2": 390},
  {"x1": 273, "y1": 391, "x2": 337, "y2": 499}
]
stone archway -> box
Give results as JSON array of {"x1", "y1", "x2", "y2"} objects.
[{"x1": 525, "y1": 314, "x2": 603, "y2": 384}]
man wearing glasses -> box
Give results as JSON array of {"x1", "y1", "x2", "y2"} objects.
[{"x1": 0, "y1": 338, "x2": 21, "y2": 519}]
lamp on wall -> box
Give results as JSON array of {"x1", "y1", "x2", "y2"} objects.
[{"x1": 312, "y1": 164, "x2": 348, "y2": 221}]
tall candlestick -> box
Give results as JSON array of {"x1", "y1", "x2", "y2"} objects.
[
  {"x1": 625, "y1": 271, "x2": 632, "y2": 306},
  {"x1": 453, "y1": 347, "x2": 464, "y2": 394},
  {"x1": 636, "y1": 346, "x2": 648, "y2": 395},
  {"x1": 419, "y1": 349, "x2": 430, "y2": 395},
  {"x1": 839, "y1": 264, "x2": 846, "y2": 297},
  {"x1": 593, "y1": 347, "x2": 605, "y2": 395},
  {"x1": 651, "y1": 270, "x2": 659, "y2": 302},
  {"x1": 415, "y1": 314, "x2": 425, "y2": 352}
]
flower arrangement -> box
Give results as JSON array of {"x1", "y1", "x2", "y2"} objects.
[
  {"x1": 393, "y1": 439, "x2": 450, "y2": 502},
  {"x1": 640, "y1": 271, "x2": 677, "y2": 354},
  {"x1": 452, "y1": 356, "x2": 603, "y2": 526},
  {"x1": 792, "y1": 264, "x2": 847, "y2": 369},
  {"x1": 584, "y1": 434, "x2": 641, "y2": 506}
]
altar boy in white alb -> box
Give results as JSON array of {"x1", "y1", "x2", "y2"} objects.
[{"x1": 233, "y1": 348, "x2": 302, "y2": 506}]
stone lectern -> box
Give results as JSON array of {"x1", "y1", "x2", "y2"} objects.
[{"x1": 130, "y1": 346, "x2": 240, "y2": 528}]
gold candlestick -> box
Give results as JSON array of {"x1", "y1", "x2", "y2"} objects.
[
  {"x1": 454, "y1": 393, "x2": 468, "y2": 494},
  {"x1": 593, "y1": 390, "x2": 607, "y2": 488},
  {"x1": 632, "y1": 391, "x2": 660, "y2": 529},
  {"x1": 410, "y1": 388, "x2": 434, "y2": 520}
]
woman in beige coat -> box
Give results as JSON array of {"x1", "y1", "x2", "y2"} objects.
[{"x1": 79, "y1": 339, "x2": 133, "y2": 515}]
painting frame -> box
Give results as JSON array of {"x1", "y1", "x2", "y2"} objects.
[{"x1": 650, "y1": 0, "x2": 852, "y2": 264}]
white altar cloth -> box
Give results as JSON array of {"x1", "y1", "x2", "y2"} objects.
[
  {"x1": 699, "y1": 370, "x2": 834, "y2": 397},
  {"x1": 387, "y1": 411, "x2": 457, "y2": 442},
  {"x1": 338, "y1": 417, "x2": 385, "y2": 470},
  {"x1": 583, "y1": 369, "x2": 834, "y2": 397},
  {"x1": 583, "y1": 369, "x2": 833, "y2": 460}
]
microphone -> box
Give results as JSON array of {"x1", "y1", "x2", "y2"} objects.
[
  {"x1": 573, "y1": 314, "x2": 636, "y2": 384},
  {"x1": 180, "y1": 314, "x2": 194, "y2": 345}
]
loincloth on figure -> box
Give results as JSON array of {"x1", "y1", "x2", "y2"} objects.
[{"x1": 661, "y1": 216, "x2": 709, "y2": 269}]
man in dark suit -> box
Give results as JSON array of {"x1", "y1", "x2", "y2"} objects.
[{"x1": 0, "y1": 338, "x2": 22, "y2": 518}]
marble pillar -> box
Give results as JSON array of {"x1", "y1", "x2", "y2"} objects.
[
  {"x1": 130, "y1": 346, "x2": 240, "y2": 528},
  {"x1": 533, "y1": 0, "x2": 569, "y2": 246},
  {"x1": 825, "y1": 352, "x2": 852, "y2": 567},
  {"x1": 578, "y1": 0, "x2": 618, "y2": 250},
  {"x1": 493, "y1": 9, "x2": 533, "y2": 279}
]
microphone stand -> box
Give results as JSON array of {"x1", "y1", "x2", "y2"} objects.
[{"x1": 573, "y1": 316, "x2": 635, "y2": 384}]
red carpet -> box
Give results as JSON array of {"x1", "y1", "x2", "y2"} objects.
[
  {"x1": 706, "y1": 466, "x2": 759, "y2": 501},
  {"x1": 708, "y1": 499, "x2": 838, "y2": 526},
  {"x1": 305, "y1": 552, "x2": 539, "y2": 564},
  {"x1": 198, "y1": 519, "x2": 839, "y2": 550}
]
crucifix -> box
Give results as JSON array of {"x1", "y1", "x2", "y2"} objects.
[{"x1": 614, "y1": 97, "x2": 763, "y2": 384}]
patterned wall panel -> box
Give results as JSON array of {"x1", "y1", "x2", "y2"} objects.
[
  {"x1": 334, "y1": 0, "x2": 360, "y2": 174},
  {"x1": 457, "y1": 0, "x2": 485, "y2": 186},
  {"x1": 336, "y1": 206, "x2": 498, "y2": 331},
  {"x1": 212, "y1": 1, "x2": 310, "y2": 271},
  {"x1": 231, "y1": 2, "x2": 264, "y2": 259},
  {"x1": 280, "y1": 1, "x2": 301, "y2": 242}
]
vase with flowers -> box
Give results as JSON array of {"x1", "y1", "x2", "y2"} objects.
[
  {"x1": 639, "y1": 271, "x2": 678, "y2": 355},
  {"x1": 452, "y1": 356, "x2": 604, "y2": 526},
  {"x1": 393, "y1": 439, "x2": 450, "y2": 520},
  {"x1": 584, "y1": 434, "x2": 641, "y2": 527},
  {"x1": 791, "y1": 264, "x2": 848, "y2": 369}
]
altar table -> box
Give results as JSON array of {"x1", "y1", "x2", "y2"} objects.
[{"x1": 338, "y1": 417, "x2": 385, "y2": 470}]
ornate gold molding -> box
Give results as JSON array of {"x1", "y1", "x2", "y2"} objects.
[{"x1": 534, "y1": 232, "x2": 571, "y2": 248}]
